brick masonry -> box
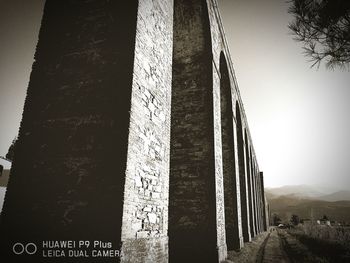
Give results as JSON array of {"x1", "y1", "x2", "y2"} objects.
[
  {"x1": 121, "y1": 0, "x2": 173, "y2": 262},
  {"x1": 169, "y1": 0, "x2": 218, "y2": 262},
  {"x1": 220, "y1": 53, "x2": 241, "y2": 251},
  {"x1": 0, "y1": 0, "x2": 268, "y2": 262}
]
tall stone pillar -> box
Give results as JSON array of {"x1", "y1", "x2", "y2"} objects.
[
  {"x1": 120, "y1": 0, "x2": 173, "y2": 262},
  {"x1": 220, "y1": 52, "x2": 242, "y2": 251},
  {"x1": 0, "y1": 1, "x2": 173, "y2": 262},
  {"x1": 255, "y1": 173, "x2": 261, "y2": 234},
  {"x1": 169, "y1": 0, "x2": 225, "y2": 262},
  {"x1": 235, "y1": 105, "x2": 251, "y2": 243},
  {"x1": 245, "y1": 144, "x2": 256, "y2": 238},
  {"x1": 260, "y1": 172, "x2": 267, "y2": 232},
  {"x1": 252, "y1": 165, "x2": 259, "y2": 235},
  {"x1": 232, "y1": 121, "x2": 244, "y2": 249},
  {"x1": 257, "y1": 174, "x2": 263, "y2": 233}
]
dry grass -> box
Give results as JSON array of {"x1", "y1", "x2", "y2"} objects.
[
  {"x1": 289, "y1": 224, "x2": 350, "y2": 246},
  {"x1": 286, "y1": 224, "x2": 350, "y2": 262},
  {"x1": 279, "y1": 229, "x2": 328, "y2": 263}
]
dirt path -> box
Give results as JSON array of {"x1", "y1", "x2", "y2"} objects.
[
  {"x1": 256, "y1": 228, "x2": 290, "y2": 263},
  {"x1": 227, "y1": 228, "x2": 292, "y2": 263},
  {"x1": 227, "y1": 232, "x2": 269, "y2": 263}
]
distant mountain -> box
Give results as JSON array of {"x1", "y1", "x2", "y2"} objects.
[
  {"x1": 265, "y1": 185, "x2": 350, "y2": 202},
  {"x1": 265, "y1": 185, "x2": 350, "y2": 224},
  {"x1": 265, "y1": 185, "x2": 325, "y2": 199},
  {"x1": 318, "y1": 190, "x2": 350, "y2": 202}
]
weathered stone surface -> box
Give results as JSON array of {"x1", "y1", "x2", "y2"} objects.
[
  {"x1": 220, "y1": 52, "x2": 241, "y2": 251},
  {"x1": 0, "y1": 1, "x2": 268, "y2": 262},
  {"x1": 169, "y1": 0, "x2": 219, "y2": 262},
  {"x1": 236, "y1": 103, "x2": 252, "y2": 243},
  {"x1": 120, "y1": 1, "x2": 173, "y2": 262},
  {"x1": 1, "y1": 1, "x2": 140, "y2": 262},
  {"x1": 246, "y1": 138, "x2": 256, "y2": 238}
]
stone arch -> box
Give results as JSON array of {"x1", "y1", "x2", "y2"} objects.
[
  {"x1": 169, "y1": 0, "x2": 217, "y2": 262},
  {"x1": 220, "y1": 52, "x2": 241, "y2": 250},
  {"x1": 251, "y1": 156, "x2": 259, "y2": 235},
  {"x1": 254, "y1": 163, "x2": 261, "y2": 234},
  {"x1": 236, "y1": 103, "x2": 251, "y2": 242},
  {"x1": 258, "y1": 172, "x2": 264, "y2": 232},
  {"x1": 245, "y1": 138, "x2": 255, "y2": 238}
]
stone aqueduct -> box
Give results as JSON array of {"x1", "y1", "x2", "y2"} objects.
[{"x1": 0, "y1": 0, "x2": 268, "y2": 262}]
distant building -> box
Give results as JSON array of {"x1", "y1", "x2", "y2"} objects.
[
  {"x1": 317, "y1": 219, "x2": 331, "y2": 226},
  {"x1": 300, "y1": 218, "x2": 312, "y2": 225},
  {"x1": 330, "y1": 220, "x2": 342, "y2": 226},
  {"x1": 0, "y1": 157, "x2": 11, "y2": 187},
  {"x1": 0, "y1": 157, "x2": 11, "y2": 213}
]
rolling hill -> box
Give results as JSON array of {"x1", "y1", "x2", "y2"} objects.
[
  {"x1": 265, "y1": 185, "x2": 326, "y2": 199},
  {"x1": 317, "y1": 190, "x2": 350, "y2": 202},
  {"x1": 266, "y1": 186, "x2": 350, "y2": 224}
]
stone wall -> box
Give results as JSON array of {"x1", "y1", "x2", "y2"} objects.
[
  {"x1": 121, "y1": 0, "x2": 173, "y2": 262},
  {"x1": 169, "y1": 0, "x2": 219, "y2": 262},
  {"x1": 1, "y1": 1, "x2": 140, "y2": 262},
  {"x1": 0, "y1": 0, "x2": 268, "y2": 262},
  {"x1": 207, "y1": 0, "x2": 268, "y2": 255},
  {"x1": 220, "y1": 53, "x2": 241, "y2": 251}
]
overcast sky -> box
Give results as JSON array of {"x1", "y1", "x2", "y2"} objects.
[
  {"x1": 218, "y1": 0, "x2": 350, "y2": 190},
  {"x1": 0, "y1": 0, "x2": 44, "y2": 158},
  {"x1": 0, "y1": 0, "x2": 349, "y2": 191}
]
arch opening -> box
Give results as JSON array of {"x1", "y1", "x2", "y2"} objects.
[
  {"x1": 245, "y1": 137, "x2": 255, "y2": 238},
  {"x1": 252, "y1": 160, "x2": 259, "y2": 235},
  {"x1": 220, "y1": 52, "x2": 241, "y2": 250},
  {"x1": 236, "y1": 103, "x2": 251, "y2": 242}
]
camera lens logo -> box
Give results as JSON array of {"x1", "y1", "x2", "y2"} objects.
[{"x1": 13, "y1": 243, "x2": 37, "y2": 255}]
